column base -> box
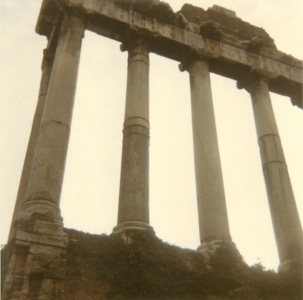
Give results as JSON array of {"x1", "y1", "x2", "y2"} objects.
[
  {"x1": 278, "y1": 259, "x2": 303, "y2": 274},
  {"x1": 197, "y1": 239, "x2": 241, "y2": 269},
  {"x1": 17, "y1": 199, "x2": 63, "y2": 226},
  {"x1": 112, "y1": 221, "x2": 155, "y2": 245},
  {"x1": 113, "y1": 221, "x2": 154, "y2": 234}
]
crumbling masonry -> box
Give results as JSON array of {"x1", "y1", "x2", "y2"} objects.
[{"x1": 2, "y1": 0, "x2": 302, "y2": 299}]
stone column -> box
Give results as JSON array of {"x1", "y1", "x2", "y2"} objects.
[
  {"x1": 8, "y1": 48, "x2": 55, "y2": 241},
  {"x1": 2, "y1": 15, "x2": 85, "y2": 300},
  {"x1": 18, "y1": 13, "x2": 85, "y2": 225},
  {"x1": 238, "y1": 74, "x2": 303, "y2": 271},
  {"x1": 180, "y1": 58, "x2": 232, "y2": 252},
  {"x1": 113, "y1": 35, "x2": 153, "y2": 233}
]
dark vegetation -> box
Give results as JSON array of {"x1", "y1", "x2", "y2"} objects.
[
  {"x1": 1, "y1": 229, "x2": 302, "y2": 299},
  {"x1": 64, "y1": 229, "x2": 302, "y2": 300}
]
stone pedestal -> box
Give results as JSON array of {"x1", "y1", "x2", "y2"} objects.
[
  {"x1": 238, "y1": 74, "x2": 303, "y2": 271},
  {"x1": 114, "y1": 35, "x2": 153, "y2": 233},
  {"x1": 2, "y1": 222, "x2": 68, "y2": 300},
  {"x1": 180, "y1": 58, "x2": 231, "y2": 248}
]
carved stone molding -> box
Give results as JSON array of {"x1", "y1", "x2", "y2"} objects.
[
  {"x1": 179, "y1": 47, "x2": 216, "y2": 72},
  {"x1": 35, "y1": 0, "x2": 302, "y2": 108},
  {"x1": 120, "y1": 24, "x2": 161, "y2": 54},
  {"x1": 236, "y1": 70, "x2": 276, "y2": 93}
]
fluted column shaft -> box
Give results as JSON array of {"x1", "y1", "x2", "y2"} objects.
[
  {"x1": 19, "y1": 14, "x2": 85, "y2": 224},
  {"x1": 185, "y1": 59, "x2": 231, "y2": 245},
  {"x1": 247, "y1": 78, "x2": 302, "y2": 265},
  {"x1": 114, "y1": 35, "x2": 152, "y2": 232}
]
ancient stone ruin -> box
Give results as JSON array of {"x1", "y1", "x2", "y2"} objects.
[{"x1": 2, "y1": 0, "x2": 302, "y2": 299}]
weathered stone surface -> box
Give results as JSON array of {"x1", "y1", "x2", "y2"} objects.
[
  {"x1": 181, "y1": 4, "x2": 276, "y2": 48},
  {"x1": 3, "y1": 11, "x2": 85, "y2": 300},
  {"x1": 182, "y1": 58, "x2": 231, "y2": 246},
  {"x1": 36, "y1": 0, "x2": 302, "y2": 108},
  {"x1": 240, "y1": 76, "x2": 303, "y2": 268},
  {"x1": 115, "y1": 35, "x2": 152, "y2": 233},
  {"x1": 22, "y1": 14, "x2": 85, "y2": 225},
  {"x1": 2, "y1": 220, "x2": 67, "y2": 300},
  {"x1": 8, "y1": 45, "x2": 57, "y2": 241},
  {"x1": 114, "y1": 0, "x2": 175, "y2": 24}
]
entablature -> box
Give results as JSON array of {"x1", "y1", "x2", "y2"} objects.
[{"x1": 36, "y1": 0, "x2": 302, "y2": 108}]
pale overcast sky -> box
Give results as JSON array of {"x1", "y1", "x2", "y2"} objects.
[{"x1": 1, "y1": 0, "x2": 302, "y2": 271}]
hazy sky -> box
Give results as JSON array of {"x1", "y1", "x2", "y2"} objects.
[{"x1": 1, "y1": 0, "x2": 302, "y2": 271}]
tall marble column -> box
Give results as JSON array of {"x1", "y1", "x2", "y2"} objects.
[
  {"x1": 114, "y1": 35, "x2": 153, "y2": 233},
  {"x1": 238, "y1": 74, "x2": 303, "y2": 271},
  {"x1": 180, "y1": 58, "x2": 232, "y2": 251},
  {"x1": 8, "y1": 48, "x2": 55, "y2": 241},
  {"x1": 18, "y1": 14, "x2": 85, "y2": 225}
]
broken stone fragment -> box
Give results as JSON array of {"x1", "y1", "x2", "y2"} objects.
[{"x1": 199, "y1": 21, "x2": 222, "y2": 40}]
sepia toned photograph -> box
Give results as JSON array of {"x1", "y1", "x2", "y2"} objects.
[{"x1": 1, "y1": 0, "x2": 302, "y2": 299}]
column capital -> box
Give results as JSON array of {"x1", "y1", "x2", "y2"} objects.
[
  {"x1": 120, "y1": 25, "x2": 160, "y2": 54},
  {"x1": 179, "y1": 47, "x2": 217, "y2": 72},
  {"x1": 59, "y1": 11, "x2": 86, "y2": 37},
  {"x1": 236, "y1": 70, "x2": 277, "y2": 93},
  {"x1": 57, "y1": 0, "x2": 89, "y2": 27},
  {"x1": 120, "y1": 35, "x2": 150, "y2": 55}
]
